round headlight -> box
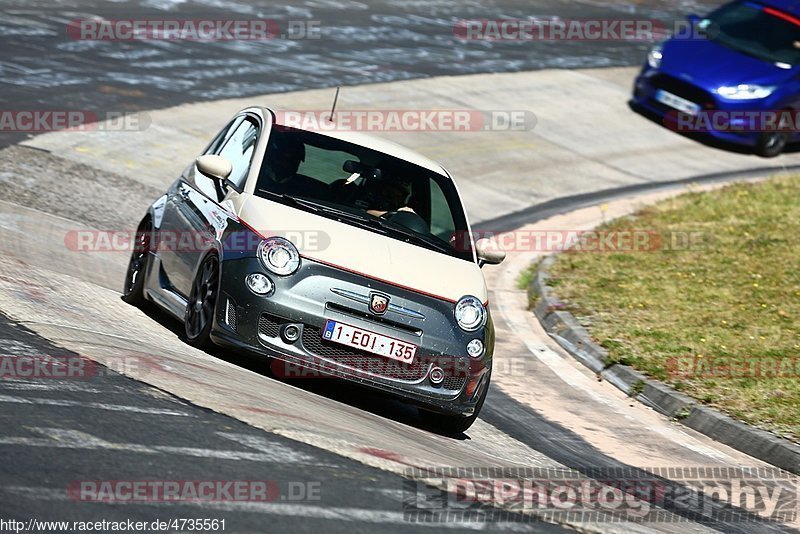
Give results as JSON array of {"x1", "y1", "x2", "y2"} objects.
[
  {"x1": 455, "y1": 295, "x2": 486, "y2": 332},
  {"x1": 258, "y1": 237, "x2": 300, "y2": 276}
]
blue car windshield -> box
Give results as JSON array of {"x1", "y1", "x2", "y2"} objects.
[{"x1": 704, "y1": 1, "x2": 800, "y2": 66}]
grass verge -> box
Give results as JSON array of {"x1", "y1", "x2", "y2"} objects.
[{"x1": 547, "y1": 176, "x2": 800, "y2": 442}]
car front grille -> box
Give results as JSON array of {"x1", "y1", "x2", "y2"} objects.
[
  {"x1": 443, "y1": 376, "x2": 466, "y2": 391},
  {"x1": 258, "y1": 313, "x2": 282, "y2": 338},
  {"x1": 256, "y1": 314, "x2": 467, "y2": 391},
  {"x1": 301, "y1": 325, "x2": 429, "y2": 381}
]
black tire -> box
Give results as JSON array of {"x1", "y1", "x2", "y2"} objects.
[
  {"x1": 121, "y1": 218, "x2": 152, "y2": 306},
  {"x1": 185, "y1": 253, "x2": 220, "y2": 350},
  {"x1": 755, "y1": 112, "x2": 791, "y2": 157},
  {"x1": 755, "y1": 131, "x2": 788, "y2": 157},
  {"x1": 420, "y1": 370, "x2": 491, "y2": 434}
]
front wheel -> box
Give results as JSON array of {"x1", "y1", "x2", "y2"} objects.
[
  {"x1": 755, "y1": 131, "x2": 788, "y2": 157},
  {"x1": 420, "y1": 370, "x2": 491, "y2": 434},
  {"x1": 122, "y1": 218, "x2": 152, "y2": 306},
  {"x1": 185, "y1": 253, "x2": 220, "y2": 350},
  {"x1": 755, "y1": 112, "x2": 791, "y2": 157}
]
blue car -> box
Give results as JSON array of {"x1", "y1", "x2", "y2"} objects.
[{"x1": 632, "y1": 0, "x2": 800, "y2": 156}]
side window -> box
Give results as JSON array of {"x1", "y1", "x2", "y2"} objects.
[
  {"x1": 205, "y1": 118, "x2": 241, "y2": 155},
  {"x1": 217, "y1": 117, "x2": 260, "y2": 190},
  {"x1": 429, "y1": 180, "x2": 456, "y2": 241},
  {"x1": 194, "y1": 117, "x2": 243, "y2": 199}
]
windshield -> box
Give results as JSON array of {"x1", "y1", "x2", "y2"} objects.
[
  {"x1": 703, "y1": 1, "x2": 800, "y2": 66},
  {"x1": 254, "y1": 125, "x2": 474, "y2": 262}
]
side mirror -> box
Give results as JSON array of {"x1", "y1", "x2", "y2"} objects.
[
  {"x1": 196, "y1": 154, "x2": 232, "y2": 182},
  {"x1": 475, "y1": 238, "x2": 505, "y2": 266},
  {"x1": 196, "y1": 154, "x2": 241, "y2": 197}
]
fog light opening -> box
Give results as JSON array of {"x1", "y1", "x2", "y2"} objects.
[
  {"x1": 466, "y1": 339, "x2": 484, "y2": 358},
  {"x1": 245, "y1": 273, "x2": 273, "y2": 296},
  {"x1": 429, "y1": 366, "x2": 445, "y2": 386},
  {"x1": 282, "y1": 324, "x2": 300, "y2": 343}
]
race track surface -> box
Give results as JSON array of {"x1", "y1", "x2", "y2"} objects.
[
  {"x1": 1, "y1": 0, "x2": 799, "y2": 532},
  {"x1": 0, "y1": 0, "x2": 719, "y2": 147}
]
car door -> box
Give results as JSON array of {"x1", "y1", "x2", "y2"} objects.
[{"x1": 159, "y1": 115, "x2": 260, "y2": 297}]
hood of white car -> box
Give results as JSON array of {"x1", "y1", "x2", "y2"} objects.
[{"x1": 236, "y1": 194, "x2": 487, "y2": 304}]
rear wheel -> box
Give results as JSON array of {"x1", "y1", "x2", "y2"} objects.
[
  {"x1": 185, "y1": 253, "x2": 220, "y2": 350},
  {"x1": 121, "y1": 218, "x2": 152, "y2": 306},
  {"x1": 420, "y1": 370, "x2": 491, "y2": 434}
]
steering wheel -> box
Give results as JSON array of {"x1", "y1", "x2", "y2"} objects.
[{"x1": 380, "y1": 210, "x2": 430, "y2": 235}]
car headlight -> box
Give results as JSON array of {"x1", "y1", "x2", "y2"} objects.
[
  {"x1": 716, "y1": 84, "x2": 776, "y2": 100},
  {"x1": 647, "y1": 45, "x2": 663, "y2": 69},
  {"x1": 258, "y1": 237, "x2": 300, "y2": 276},
  {"x1": 455, "y1": 296, "x2": 486, "y2": 332}
]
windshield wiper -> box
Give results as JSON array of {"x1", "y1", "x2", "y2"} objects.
[
  {"x1": 258, "y1": 190, "x2": 453, "y2": 254},
  {"x1": 262, "y1": 193, "x2": 390, "y2": 234},
  {"x1": 366, "y1": 217, "x2": 454, "y2": 254},
  {"x1": 257, "y1": 190, "x2": 322, "y2": 212},
  {"x1": 289, "y1": 197, "x2": 373, "y2": 222}
]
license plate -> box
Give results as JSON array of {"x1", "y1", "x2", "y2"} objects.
[
  {"x1": 322, "y1": 320, "x2": 417, "y2": 364},
  {"x1": 655, "y1": 89, "x2": 699, "y2": 115}
]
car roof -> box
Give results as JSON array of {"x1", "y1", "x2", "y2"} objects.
[
  {"x1": 757, "y1": 0, "x2": 800, "y2": 17},
  {"x1": 261, "y1": 106, "x2": 451, "y2": 178}
]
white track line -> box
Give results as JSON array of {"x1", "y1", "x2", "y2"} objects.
[
  {"x1": 0, "y1": 393, "x2": 192, "y2": 416},
  {"x1": 0, "y1": 427, "x2": 327, "y2": 466}
]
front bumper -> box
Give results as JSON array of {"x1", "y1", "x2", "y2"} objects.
[
  {"x1": 632, "y1": 68, "x2": 768, "y2": 147},
  {"x1": 210, "y1": 255, "x2": 492, "y2": 417}
]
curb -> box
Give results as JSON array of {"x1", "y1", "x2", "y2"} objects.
[{"x1": 530, "y1": 255, "x2": 800, "y2": 475}]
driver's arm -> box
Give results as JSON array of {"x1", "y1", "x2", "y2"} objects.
[{"x1": 367, "y1": 206, "x2": 415, "y2": 217}]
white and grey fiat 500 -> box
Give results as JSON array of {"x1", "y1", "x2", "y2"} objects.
[{"x1": 123, "y1": 106, "x2": 505, "y2": 432}]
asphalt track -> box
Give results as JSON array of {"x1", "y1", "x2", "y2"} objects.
[
  {"x1": 0, "y1": 0, "x2": 721, "y2": 148},
  {"x1": 2, "y1": 1, "x2": 800, "y2": 533}
]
